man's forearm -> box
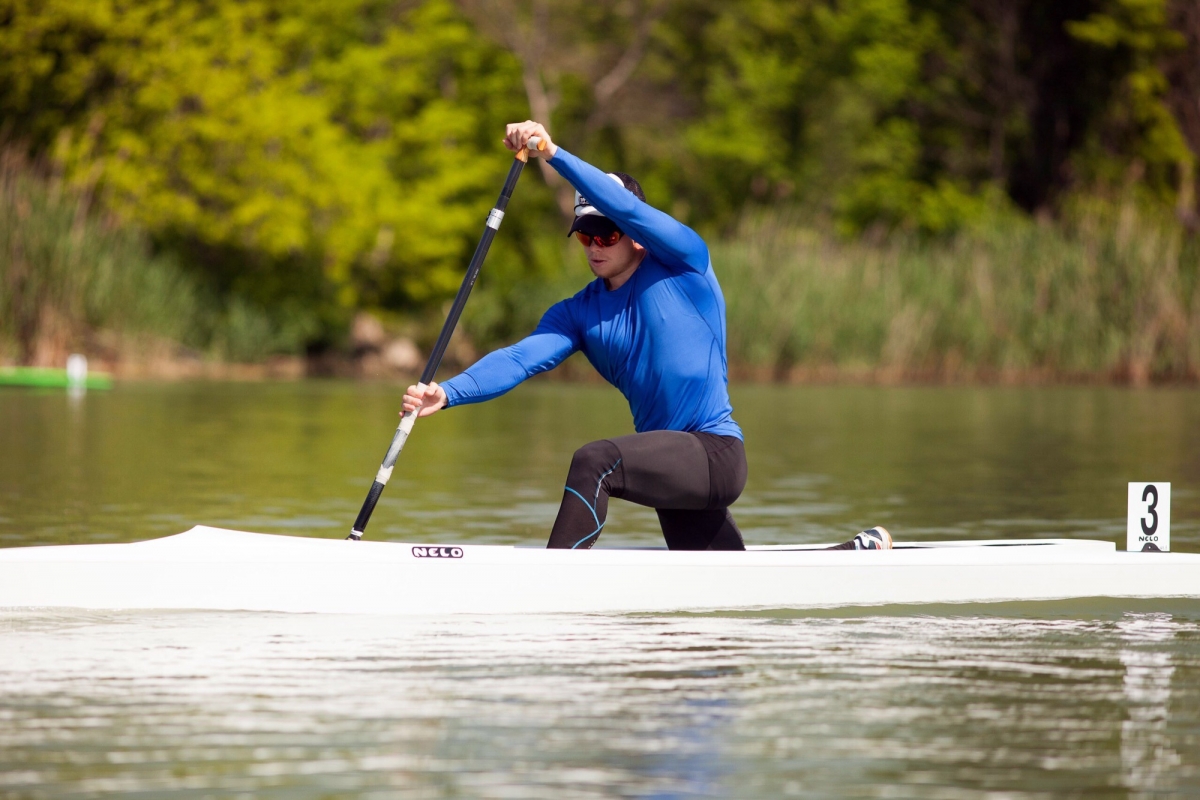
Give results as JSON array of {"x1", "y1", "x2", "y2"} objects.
[
  {"x1": 442, "y1": 349, "x2": 530, "y2": 407},
  {"x1": 442, "y1": 329, "x2": 577, "y2": 407},
  {"x1": 549, "y1": 148, "x2": 709, "y2": 274}
]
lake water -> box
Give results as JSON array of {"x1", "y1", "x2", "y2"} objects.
[{"x1": 2, "y1": 381, "x2": 1199, "y2": 797}]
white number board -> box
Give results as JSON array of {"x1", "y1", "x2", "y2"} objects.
[{"x1": 1127, "y1": 482, "x2": 1170, "y2": 552}]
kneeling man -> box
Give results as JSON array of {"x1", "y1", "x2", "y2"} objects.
[{"x1": 403, "y1": 121, "x2": 891, "y2": 552}]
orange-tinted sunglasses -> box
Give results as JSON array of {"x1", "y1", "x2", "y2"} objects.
[{"x1": 574, "y1": 230, "x2": 623, "y2": 248}]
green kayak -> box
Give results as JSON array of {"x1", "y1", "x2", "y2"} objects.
[{"x1": 0, "y1": 366, "x2": 113, "y2": 390}]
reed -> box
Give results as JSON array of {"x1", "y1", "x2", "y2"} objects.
[
  {"x1": 0, "y1": 151, "x2": 299, "y2": 366},
  {"x1": 0, "y1": 150, "x2": 195, "y2": 364},
  {"x1": 715, "y1": 204, "x2": 1200, "y2": 383},
  {"x1": 6, "y1": 143, "x2": 1196, "y2": 383}
]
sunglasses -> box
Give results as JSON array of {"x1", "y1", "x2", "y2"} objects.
[{"x1": 574, "y1": 230, "x2": 623, "y2": 248}]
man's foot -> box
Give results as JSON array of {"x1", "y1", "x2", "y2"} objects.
[
  {"x1": 824, "y1": 526, "x2": 893, "y2": 550},
  {"x1": 853, "y1": 526, "x2": 892, "y2": 550}
]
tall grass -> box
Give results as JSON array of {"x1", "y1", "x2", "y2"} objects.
[
  {"x1": 6, "y1": 143, "x2": 1196, "y2": 383},
  {"x1": 0, "y1": 150, "x2": 201, "y2": 364},
  {"x1": 0, "y1": 151, "x2": 305, "y2": 366},
  {"x1": 715, "y1": 204, "x2": 1200, "y2": 382}
]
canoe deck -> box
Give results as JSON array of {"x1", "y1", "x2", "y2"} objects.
[{"x1": 1, "y1": 526, "x2": 1196, "y2": 615}]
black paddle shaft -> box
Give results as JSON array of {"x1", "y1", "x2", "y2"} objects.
[{"x1": 348, "y1": 145, "x2": 537, "y2": 541}]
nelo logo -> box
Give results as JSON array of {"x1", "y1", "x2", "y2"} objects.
[{"x1": 412, "y1": 546, "x2": 463, "y2": 559}]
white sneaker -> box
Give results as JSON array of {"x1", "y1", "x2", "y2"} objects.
[{"x1": 853, "y1": 526, "x2": 893, "y2": 550}]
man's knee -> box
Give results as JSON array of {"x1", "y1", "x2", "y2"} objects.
[
  {"x1": 658, "y1": 508, "x2": 745, "y2": 551},
  {"x1": 567, "y1": 439, "x2": 622, "y2": 481}
]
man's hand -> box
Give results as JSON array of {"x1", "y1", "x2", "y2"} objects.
[
  {"x1": 402, "y1": 381, "x2": 447, "y2": 418},
  {"x1": 504, "y1": 121, "x2": 558, "y2": 159}
]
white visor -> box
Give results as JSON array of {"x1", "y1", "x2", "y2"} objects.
[{"x1": 573, "y1": 173, "x2": 628, "y2": 218}]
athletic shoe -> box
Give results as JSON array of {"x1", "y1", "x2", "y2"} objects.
[{"x1": 853, "y1": 526, "x2": 892, "y2": 550}]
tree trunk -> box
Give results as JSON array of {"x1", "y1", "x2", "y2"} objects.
[{"x1": 1166, "y1": 0, "x2": 1200, "y2": 226}]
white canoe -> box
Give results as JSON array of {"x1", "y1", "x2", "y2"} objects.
[{"x1": 1, "y1": 526, "x2": 1199, "y2": 614}]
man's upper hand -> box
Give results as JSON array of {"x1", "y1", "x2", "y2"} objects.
[
  {"x1": 402, "y1": 381, "x2": 447, "y2": 418},
  {"x1": 504, "y1": 121, "x2": 557, "y2": 159}
]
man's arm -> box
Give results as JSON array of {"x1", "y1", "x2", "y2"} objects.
[
  {"x1": 549, "y1": 148, "x2": 710, "y2": 275},
  {"x1": 402, "y1": 300, "x2": 580, "y2": 416},
  {"x1": 502, "y1": 121, "x2": 708, "y2": 274},
  {"x1": 441, "y1": 327, "x2": 577, "y2": 407}
]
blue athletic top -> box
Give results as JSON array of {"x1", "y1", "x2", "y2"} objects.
[{"x1": 441, "y1": 147, "x2": 742, "y2": 440}]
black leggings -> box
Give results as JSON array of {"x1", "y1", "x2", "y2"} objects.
[{"x1": 547, "y1": 431, "x2": 747, "y2": 551}]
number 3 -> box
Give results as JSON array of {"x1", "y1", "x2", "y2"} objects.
[{"x1": 1141, "y1": 484, "x2": 1159, "y2": 535}]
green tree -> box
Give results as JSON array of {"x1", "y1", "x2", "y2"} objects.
[
  {"x1": 1068, "y1": 0, "x2": 1195, "y2": 216},
  {"x1": 655, "y1": 0, "x2": 987, "y2": 233},
  {"x1": 0, "y1": 0, "x2": 526, "y2": 342}
]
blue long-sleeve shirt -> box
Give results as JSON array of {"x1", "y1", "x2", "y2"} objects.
[{"x1": 441, "y1": 147, "x2": 741, "y2": 440}]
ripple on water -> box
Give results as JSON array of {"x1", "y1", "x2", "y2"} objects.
[
  {"x1": 2, "y1": 606, "x2": 1200, "y2": 798},
  {"x1": 3, "y1": 383, "x2": 1200, "y2": 796}
]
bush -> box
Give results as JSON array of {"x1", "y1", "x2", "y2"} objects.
[
  {"x1": 714, "y1": 203, "x2": 1200, "y2": 382},
  {"x1": 0, "y1": 150, "x2": 200, "y2": 363},
  {"x1": 0, "y1": 151, "x2": 300, "y2": 365}
]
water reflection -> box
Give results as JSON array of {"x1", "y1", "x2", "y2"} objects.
[
  {"x1": 4, "y1": 383, "x2": 1200, "y2": 796},
  {"x1": 3, "y1": 608, "x2": 1200, "y2": 798},
  {"x1": 1, "y1": 383, "x2": 1198, "y2": 549},
  {"x1": 1119, "y1": 614, "x2": 1181, "y2": 795}
]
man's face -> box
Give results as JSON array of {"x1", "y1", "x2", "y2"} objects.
[{"x1": 584, "y1": 233, "x2": 643, "y2": 285}]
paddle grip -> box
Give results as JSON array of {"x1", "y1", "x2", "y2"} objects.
[{"x1": 349, "y1": 149, "x2": 532, "y2": 541}]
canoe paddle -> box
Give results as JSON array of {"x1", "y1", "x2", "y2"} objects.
[{"x1": 348, "y1": 137, "x2": 544, "y2": 541}]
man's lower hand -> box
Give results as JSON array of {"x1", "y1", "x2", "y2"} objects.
[{"x1": 402, "y1": 381, "x2": 447, "y2": 418}]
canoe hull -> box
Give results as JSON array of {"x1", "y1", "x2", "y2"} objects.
[
  {"x1": 0, "y1": 366, "x2": 112, "y2": 389},
  {"x1": 2, "y1": 527, "x2": 1198, "y2": 614}
]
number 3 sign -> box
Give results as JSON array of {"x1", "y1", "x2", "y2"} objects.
[{"x1": 1128, "y1": 482, "x2": 1171, "y2": 552}]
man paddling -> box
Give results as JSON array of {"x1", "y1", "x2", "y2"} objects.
[{"x1": 403, "y1": 121, "x2": 891, "y2": 552}]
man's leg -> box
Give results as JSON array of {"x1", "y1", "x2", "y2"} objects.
[
  {"x1": 546, "y1": 431, "x2": 746, "y2": 551},
  {"x1": 657, "y1": 508, "x2": 746, "y2": 551},
  {"x1": 546, "y1": 439, "x2": 626, "y2": 550},
  {"x1": 547, "y1": 431, "x2": 709, "y2": 549},
  {"x1": 651, "y1": 432, "x2": 747, "y2": 551}
]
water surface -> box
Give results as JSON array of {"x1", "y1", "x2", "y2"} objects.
[
  {"x1": 2, "y1": 381, "x2": 1197, "y2": 547},
  {"x1": 2, "y1": 381, "x2": 1199, "y2": 797}
]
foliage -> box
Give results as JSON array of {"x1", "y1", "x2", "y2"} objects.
[
  {"x1": 0, "y1": 150, "x2": 199, "y2": 363},
  {"x1": 461, "y1": 0, "x2": 1200, "y2": 235},
  {"x1": 0, "y1": 0, "x2": 527, "y2": 317},
  {"x1": 1067, "y1": 0, "x2": 1193, "y2": 204},
  {"x1": 667, "y1": 0, "x2": 977, "y2": 232},
  {"x1": 716, "y1": 202, "x2": 1200, "y2": 382},
  {"x1": 0, "y1": 150, "x2": 315, "y2": 364},
  {"x1": 1, "y1": 0, "x2": 1198, "y2": 374}
]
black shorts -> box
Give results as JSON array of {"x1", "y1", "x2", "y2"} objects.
[{"x1": 547, "y1": 430, "x2": 747, "y2": 551}]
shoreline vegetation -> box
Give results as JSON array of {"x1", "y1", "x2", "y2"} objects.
[
  {"x1": 720, "y1": 207, "x2": 1200, "y2": 386},
  {"x1": 3, "y1": 152, "x2": 1196, "y2": 386},
  {"x1": 4, "y1": 0, "x2": 1199, "y2": 388}
]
